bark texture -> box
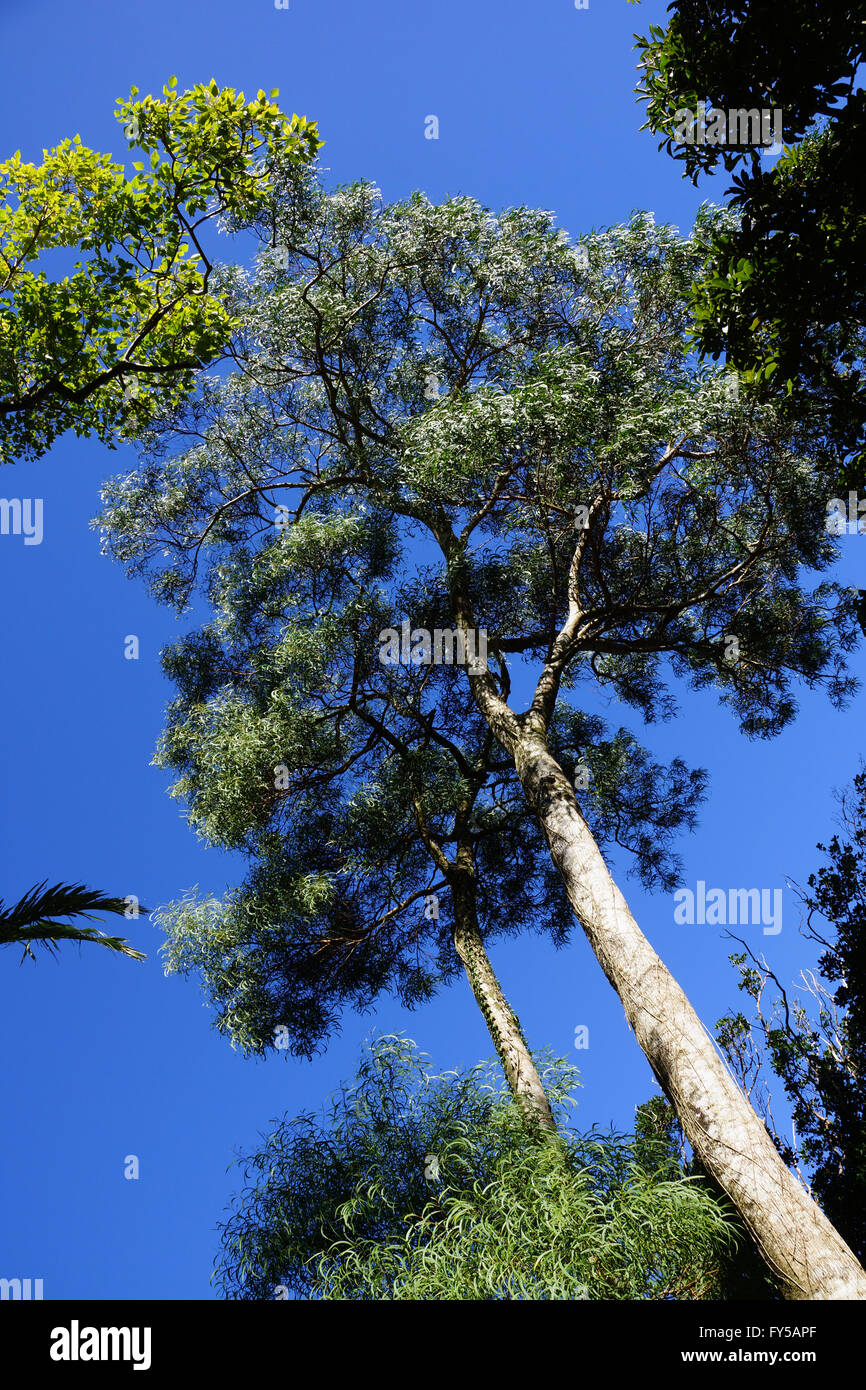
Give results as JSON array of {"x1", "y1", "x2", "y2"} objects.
[
  {"x1": 514, "y1": 725, "x2": 866, "y2": 1300},
  {"x1": 451, "y1": 878, "x2": 557, "y2": 1134}
]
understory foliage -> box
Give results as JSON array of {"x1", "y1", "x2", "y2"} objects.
[{"x1": 216, "y1": 1036, "x2": 739, "y2": 1301}]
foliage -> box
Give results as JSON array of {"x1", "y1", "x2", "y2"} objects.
[
  {"x1": 0, "y1": 880, "x2": 146, "y2": 962},
  {"x1": 633, "y1": 1093, "x2": 779, "y2": 1299},
  {"x1": 0, "y1": 77, "x2": 321, "y2": 464},
  {"x1": 635, "y1": 1, "x2": 866, "y2": 478},
  {"x1": 96, "y1": 176, "x2": 858, "y2": 1062},
  {"x1": 216, "y1": 1035, "x2": 739, "y2": 1300}
]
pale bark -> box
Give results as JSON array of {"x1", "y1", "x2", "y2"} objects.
[
  {"x1": 410, "y1": 790, "x2": 557, "y2": 1134},
  {"x1": 512, "y1": 721, "x2": 866, "y2": 1300},
  {"x1": 443, "y1": 529, "x2": 866, "y2": 1295},
  {"x1": 451, "y1": 879, "x2": 557, "y2": 1134}
]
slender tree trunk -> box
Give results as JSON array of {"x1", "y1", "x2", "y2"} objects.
[
  {"x1": 450, "y1": 877, "x2": 557, "y2": 1134},
  {"x1": 512, "y1": 719, "x2": 866, "y2": 1300}
]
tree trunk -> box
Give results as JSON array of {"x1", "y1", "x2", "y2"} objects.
[
  {"x1": 513, "y1": 721, "x2": 866, "y2": 1300},
  {"x1": 450, "y1": 877, "x2": 557, "y2": 1134}
]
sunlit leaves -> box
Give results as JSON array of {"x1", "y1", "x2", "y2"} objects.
[
  {"x1": 0, "y1": 80, "x2": 321, "y2": 463},
  {"x1": 216, "y1": 1036, "x2": 737, "y2": 1300}
]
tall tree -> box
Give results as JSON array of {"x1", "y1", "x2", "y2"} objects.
[
  {"x1": 142, "y1": 523, "x2": 695, "y2": 1131},
  {"x1": 217, "y1": 1035, "x2": 739, "y2": 1301},
  {"x1": 635, "y1": 0, "x2": 866, "y2": 481},
  {"x1": 99, "y1": 171, "x2": 865, "y2": 1296}
]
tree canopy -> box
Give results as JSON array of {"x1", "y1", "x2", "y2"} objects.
[
  {"x1": 0, "y1": 77, "x2": 321, "y2": 464},
  {"x1": 635, "y1": 0, "x2": 866, "y2": 478}
]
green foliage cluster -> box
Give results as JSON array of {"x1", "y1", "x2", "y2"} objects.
[
  {"x1": 636, "y1": 1, "x2": 866, "y2": 477},
  {"x1": 216, "y1": 1036, "x2": 739, "y2": 1300},
  {"x1": 0, "y1": 78, "x2": 321, "y2": 463}
]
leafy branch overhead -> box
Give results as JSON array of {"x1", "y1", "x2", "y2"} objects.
[
  {"x1": 635, "y1": 1, "x2": 866, "y2": 480},
  {"x1": 0, "y1": 77, "x2": 322, "y2": 464}
]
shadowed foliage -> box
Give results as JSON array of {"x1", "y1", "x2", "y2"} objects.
[{"x1": 0, "y1": 881, "x2": 146, "y2": 962}]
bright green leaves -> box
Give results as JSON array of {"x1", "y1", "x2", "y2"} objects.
[
  {"x1": 0, "y1": 80, "x2": 322, "y2": 464},
  {"x1": 114, "y1": 79, "x2": 322, "y2": 222},
  {"x1": 214, "y1": 1036, "x2": 737, "y2": 1300}
]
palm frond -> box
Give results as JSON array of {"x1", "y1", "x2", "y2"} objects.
[{"x1": 0, "y1": 881, "x2": 147, "y2": 962}]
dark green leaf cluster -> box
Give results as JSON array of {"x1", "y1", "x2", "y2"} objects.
[
  {"x1": 0, "y1": 881, "x2": 146, "y2": 961},
  {"x1": 636, "y1": 1, "x2": 861, "y2": 179},
  {"x1": 636, "y1": 3, "x2": 866, "y2": 478}
]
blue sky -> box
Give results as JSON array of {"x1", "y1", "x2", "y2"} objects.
[{"x1": 1, "y1": 0, "x2": 862, "y2": 1300}]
